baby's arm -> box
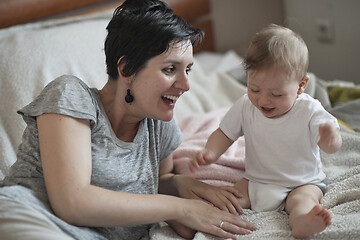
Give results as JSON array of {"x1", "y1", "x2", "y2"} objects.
[
  {"x1": 189, "y1": 128, "x2": 234, "y2": 171},
  {"x1": 318, "y1": 122, "x2": 342, "y2": 153}
]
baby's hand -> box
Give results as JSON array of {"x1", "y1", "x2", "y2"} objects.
[
  {"x1": 318, "y1": 123, "x2": 342, "y2": 153},
  {"x1": 189, "y1": 149, "x2": 216, "y2": 172},
  {"x1": 319, "y1": 123, "x2": 337, "y2": 143}
]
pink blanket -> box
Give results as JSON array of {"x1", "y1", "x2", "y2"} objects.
[{"x1": 173, "y1": 108, "x2": 245, "y2": 186}]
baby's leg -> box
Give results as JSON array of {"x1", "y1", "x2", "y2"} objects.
[
  {"x1": 233, "y1": 178, "x2": 250, "y2": 209},
  {"x1": 285, "y1": 184, "x2": 331, "y2": 238}
]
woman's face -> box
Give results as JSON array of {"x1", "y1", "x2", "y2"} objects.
[
  {"x1": 129, "y1": 40, "x2": 193, "y2": 121},
  {"x1": 247, "y1": 67, "x2": 303, "y2": 118}
]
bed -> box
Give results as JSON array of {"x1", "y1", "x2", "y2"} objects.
[{"x1": 0, "y1": 0, "x2": 359, "y2": 239}]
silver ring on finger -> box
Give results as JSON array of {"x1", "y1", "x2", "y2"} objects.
[{"x1": 219, "y1": 220, "x2": 224, "y2": 229}]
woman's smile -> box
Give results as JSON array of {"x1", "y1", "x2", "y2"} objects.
[{"x1": 161, "y1": 94, "x2": 180, "y2": 108}]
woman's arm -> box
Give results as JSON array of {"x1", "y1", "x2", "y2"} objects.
[
  {"x1": 38, "y1": 113, "x2": 255, "y2": 239},
  {"x1": 38, "y1": 113, "x2": 186, "y2": 227}
]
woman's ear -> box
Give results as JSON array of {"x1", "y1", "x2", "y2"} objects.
[
  {"x1": 117, "y1": 57, "x2": 125, "y2": 79},
  {"x1": 117, "y1": 57, "x2": 132, "y2": 84},
  {"x1": 297, "y1": 75, "x2": 310, "y2": 95}
]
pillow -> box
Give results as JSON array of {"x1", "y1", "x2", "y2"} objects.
[{"x1": 0, "y1": 12, "x2": 112, "y2": 179}]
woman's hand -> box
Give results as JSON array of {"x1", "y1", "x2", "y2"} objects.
[
  {"x1": 159, "y1": 151, "x2": 255, "y2": 239},
  {"x1": 176, "y1": 197, "x2": 256, "y2": 240},
  {"x1": 174, "y1": 175, "x2": 244, "y2": 215}
]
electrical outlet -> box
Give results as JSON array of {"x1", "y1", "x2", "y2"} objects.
[{"x1": 316, "y1": 19, "x2": 334, "y2": 43}]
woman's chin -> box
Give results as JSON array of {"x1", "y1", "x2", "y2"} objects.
[{"x1": 154, "y1": 111, "x2": 174, "y2": 122}]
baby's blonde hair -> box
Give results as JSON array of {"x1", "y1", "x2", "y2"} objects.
[{"x1": 244, "y1": 24, "x2": 309, "y2": 80}]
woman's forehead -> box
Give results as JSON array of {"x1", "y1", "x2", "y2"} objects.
[{"x1": 154, "y1": 40, "x2": 193, "y2": 63}]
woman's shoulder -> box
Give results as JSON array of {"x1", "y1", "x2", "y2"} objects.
[
  {"x1": 35, "y1": 75, "x2": 94, "y2": 103},
  {"x1": 46, "y1": 75, "x2": 91, "y2": 92},
  {"x1": 18, "y1": 75, "x2": 99, "y2": 122}
]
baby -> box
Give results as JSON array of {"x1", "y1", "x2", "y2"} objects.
[{"x1": 190, "y1": 24, "x2": 342, "y2": 238}]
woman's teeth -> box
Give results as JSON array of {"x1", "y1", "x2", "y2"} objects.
[{"x1": 162, "y1": 95, "x2": 179, "y2": 103}]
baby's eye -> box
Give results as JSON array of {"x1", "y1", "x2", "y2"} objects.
[
  {"x1": 272, "y1": 93, "x2": 283, "y2": 97},
  {"x1": 250, "y1": 88, "x2": 259, "y2": 93},
  {"x1": 185, "y1": 67, "x2": 192, "y2": 75}
]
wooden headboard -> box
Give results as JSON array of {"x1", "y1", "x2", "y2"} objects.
[{"x1": 0, "y1": 0, "x2": 214, "y2": 52}]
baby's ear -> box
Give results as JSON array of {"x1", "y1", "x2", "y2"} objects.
[{"x1": 297, "y1": 75, "x2": 310, "y2": 95}]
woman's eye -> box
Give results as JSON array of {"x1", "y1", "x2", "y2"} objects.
[
  {"x1": 185, "y1": 67, "x2": 192, "y2": 75},
  {"x1": 163, "y1": 66, "x2": 175, "y2": 74}
]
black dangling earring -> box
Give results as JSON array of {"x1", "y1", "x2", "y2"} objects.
[{"x1": 125, "y1": 89, "x2": 134, "y2": 103}]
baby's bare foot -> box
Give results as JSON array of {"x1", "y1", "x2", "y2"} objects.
[{"x1": 291, "y1": 204, "x2": 331, "y2": 238}]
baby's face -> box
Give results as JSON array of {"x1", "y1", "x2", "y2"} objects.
[{"x1": 247, "y1": 67, "x2": 301, "y2": 118}]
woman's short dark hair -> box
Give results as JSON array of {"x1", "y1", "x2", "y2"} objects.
[{"x1": 104, "y1": 0, "x2": 203, "y2": 79}]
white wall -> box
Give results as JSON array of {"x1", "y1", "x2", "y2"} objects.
[
  {"x1": 210, "y1": 0, "x2": 360, "y2": 84},
  {"x1": 285, "y1": 0, "x2": 360, "y2": 83},
  {"x1": 211, "y1": 0, "x2": 284, "y2": 56}
]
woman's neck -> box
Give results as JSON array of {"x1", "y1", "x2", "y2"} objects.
[{"x1": 99, "y1": 80, "x2": 140, "y2": 142}]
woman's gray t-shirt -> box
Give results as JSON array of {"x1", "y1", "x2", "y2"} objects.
[{"x1": 0, "y1": 75, "x2": 183, "y2": 240}]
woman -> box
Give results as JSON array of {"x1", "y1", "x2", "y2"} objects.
[{"x1": 0, "y1": 0, "x2": 256, "y2": 239}]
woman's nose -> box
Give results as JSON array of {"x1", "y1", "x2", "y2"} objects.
[{"x1": 175, "y1": 73, "x2": 190, "y2": 92}]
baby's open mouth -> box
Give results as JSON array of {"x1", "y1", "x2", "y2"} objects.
[
  {"x1": 261, "y1": 106, "x2": 275, "y2": 114},
  {"x1": 261, "y1": 107, "x2": 273, "y2": 111}
]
